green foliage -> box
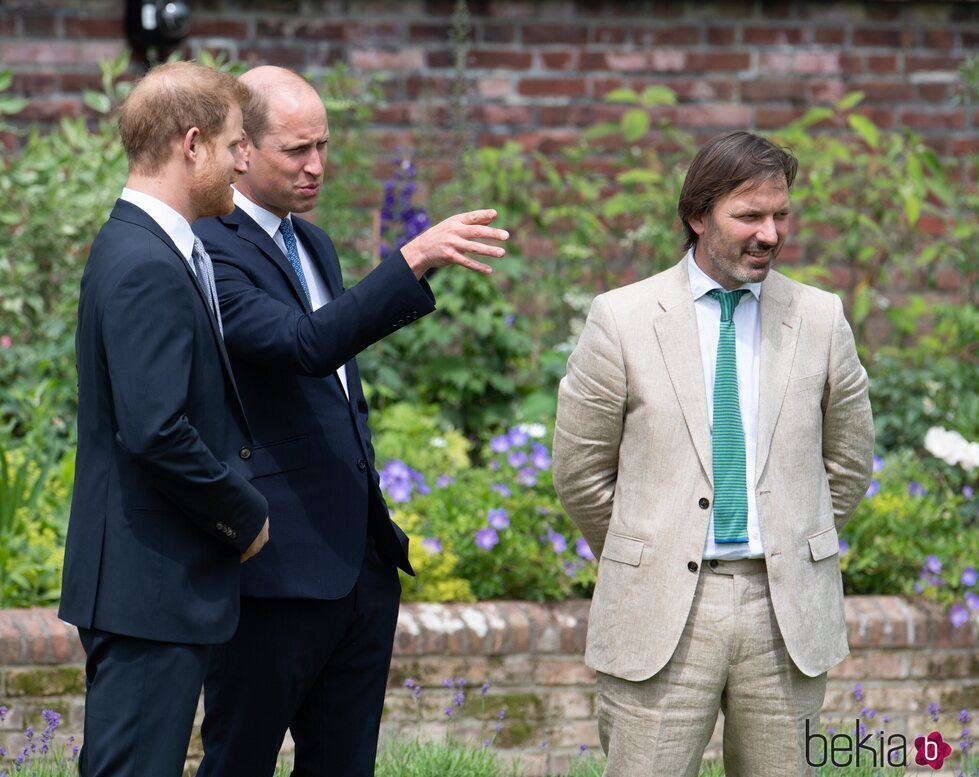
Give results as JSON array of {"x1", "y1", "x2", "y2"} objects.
[
  {"x1": 840, "y1": 449, "x2": 978, "y2": 609},
  {"x1": 374, "y1": 737, "x2": 518, "y2": 777},
  {"x1": 371, "y1": 401, "x2": 471, "y2": 475}
]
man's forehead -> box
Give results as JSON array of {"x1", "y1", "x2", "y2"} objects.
[{"x1": 724, "y1": 176, "x2": 790, "y2": 205}]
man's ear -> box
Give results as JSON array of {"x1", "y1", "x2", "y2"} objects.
[
  {"x1": 688, "y1": 213, "x2": 707, "y2": 237},
  {"x1": 182, "y1": 126, "x2": 202, "y2": 161}
]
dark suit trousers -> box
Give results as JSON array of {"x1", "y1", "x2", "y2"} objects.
[
  {"x1": 197, "y1": 537, "x2": 401, "y2": 777},
  {"x1": 77, "y1": 628, "x2": 210, "y2": 777}
]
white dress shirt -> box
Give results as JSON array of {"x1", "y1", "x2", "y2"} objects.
[
  {"x1": 687, "y1": 250, "x2": 764, "y2": 560},
  {"x1": 119, "y1": 188, "x2": 196, "y2": 269},
  {"x1": 233, "y1": 188, "x2": 349, "y2": 398}
]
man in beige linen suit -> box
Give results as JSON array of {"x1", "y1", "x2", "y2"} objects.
[{"x1": 552, "y1": 131, "x2": 874, "y2": 776}]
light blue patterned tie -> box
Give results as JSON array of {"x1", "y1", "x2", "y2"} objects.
[
  {"x1": 191, "y1": 237, "x2": 223, "y2": 337},
  {"x1": 707, "y1": 288, "x2": 749, "y2": 543},
  {"x1": 279, "y1": 217, "x2": 310, "y2": 304}
]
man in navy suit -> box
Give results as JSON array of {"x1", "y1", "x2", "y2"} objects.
[
  {"x1": 59, "y1": 62, "x2": 270, "y2": 777},
  {"x1": 195, "y1": 65, "x2": 508, "y2": 777}
]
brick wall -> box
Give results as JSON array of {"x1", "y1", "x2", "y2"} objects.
[
  {"x1": 1, "y1": 1, "x2": 977, "y2": 155},
  {"x1": 1, "y1": 598, "x2": 977, "y2": 775}
]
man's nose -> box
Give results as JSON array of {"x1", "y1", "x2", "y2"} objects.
[
  {"x1": 756, "y1": 216, "x2": 778, "y2": 245},
  {"x1": 304, "y1": 149, "x2": 323, "y2": 176}
]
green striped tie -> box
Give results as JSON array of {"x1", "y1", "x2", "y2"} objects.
[{"x1": 707, "y1": 288, "x2": 749, "y2": 544}]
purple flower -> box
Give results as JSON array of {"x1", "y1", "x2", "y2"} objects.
[
  {"x1": 908, "y1": 481, "x2": 926, "y2": 497},
  {"x1": 491, "y1": 483, "x2": 512, "y2": 498},
  {"x1": 928, "y1": 702, "x2": 941, "y2": 721},
  {"x1": 507, "y1": 427, "x2": 529, "y2": 447},
  {"x1": 498, "y1": 709, "x2": 506, "y2": 720},
  {"x1": 489, "y1": 435, "x2": 510, "y2": 454},
  {"x1": 962, "y1": 567, "x2": 978, "y2": 587},
  {"x1": 454, "y1": 690, "x2": 465, "y2": 707},
  {"x1": 865, "y1": 480, "x2": 880, "y2": 498},
  {"x1": 444, "y1": 706, "x2": 453, "y2": 717},
  {"x1": 0, "y1": 705, "x2": 6, "y2": 721},
  {"x1": 925, "y1": 555, "x2": 943, "y2": 575},
  {"x1": 873, "y1": 455, "x2": 885, "y2": 472},
  {"x1": 404, "y1": 678, "x2": 416, "y2": 688},
  {"x1": 950, "y1": 603, "x2": 970, "y2": 628},
  {"x1": 490, "y1": 459, "x2": 501, "y2": 471},
  {"x1": 564, "y1": 561, "x2": 580, "y2": 577},
  {"x1": 476, "y1": 528, "x2": 499, "y2": 550},
  {"x1": 579, "y1": 744, "x2": 589, "y2": 754},
  {"x1": 853, "y1": 683, "x2": 863, "y2": 701},
  {"x1": 481, "y1": 683, "x2": 490, "y2": 697},
  {"x1": 965, "y1": 486, "x2": 974, "y2": 498},
  {"x1": 507, "y1": 450, "x2": 528, "y2": 468},
  {"x1": 504, "y1": 314, "x2": 515, "y2": 327},
  {"x1": 839, "y1": 539, "x2": 849, "y2": 556},
  {"x1": 483, "y1": 739, "x2": 491, "y2": 748},
  {"x1": 380, "y1": 459, "x2": 422, "y2": 503},
  {"x1": 517, "y1": 467, "x2": 538, "y2": 487},
  {"x1": 547, "y1": 528, "x2": 567, "y2": 553},
  {"x1": 530, "y1": 443, "x2": 551, "y2": 470},
  {"x1": 966, "y1": 592, "x2": 979, "y2": 611},
  {"x1": 576, "y1": 537, "x2": 595, "y2": 561},
  {"x1": 960, "y1": 710, "x2": 971, "y2": 725},
  {"x1": 436, "y1": 474, "x2": 454, "y2": 488},
  {"x1": 422, "y1": 537, "x2": 442, "y2": 554},
  {"x1": 487, "y1": 508, "x2": 510, "y2": 530}
]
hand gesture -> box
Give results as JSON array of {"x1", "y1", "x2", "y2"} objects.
[
  {"x1": 400, "y1": 209, "x2": 509, "y2": 279},
  {"x1": 241, "y1": 517, "x2": 270, "y2": 563}
]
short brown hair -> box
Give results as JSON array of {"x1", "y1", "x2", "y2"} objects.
[
  {"x1": 677, "y1": 131, "x2": 798, "y2": 251},
  {"x1": 118, "y1": 61, "x2": 250, "y2": 175}
]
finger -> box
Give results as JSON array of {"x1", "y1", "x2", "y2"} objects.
[
  {"x1": 449, "y1": 249, "x2": 493, "y2": 274},
  {"x1": 463, "y1": 226, "x2": 510, "y2": 242},
  {"x1": 459, "y1": 209, "x2": 498, "y2": 225},
  {"x1": 460, "y1": 240, "x2": 506, "y2": 258}
]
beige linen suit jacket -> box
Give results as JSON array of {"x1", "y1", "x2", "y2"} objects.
[{"x1": 552, "y1": 256, "x2": 874, "y2": 681}]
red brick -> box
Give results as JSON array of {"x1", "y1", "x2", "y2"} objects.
[
  {"x1": 63, "y1": 16, "x2": 123, "y2": 37},
  {"x1": 755, "y1": 106, "x2": 807, "y2": 128},
  {"x1": 915, "y1": 83, "x2": 952, "y2": 101},
  {"x1": 815, "y1": 26, "x2": 845, "y2": 45},
  {"x1": 922, "y1": 29, "x2": 954, "y2": 49},
  {"x1": 522, "y1": 24, "x2": 587, "y2": 45},
  {"x1": 466, "y1": 49, "x2": 532, "y2": 69},
  {"x1": 591, "y1": 25, "x2": 628, "y2": 44},
  {"x1": 743, "y1": 26, "x2": 806, "y2": 45},
  {"x1": 373, "y1": 104, "x2": 418, "y2": 124},
  {"x1": 907, "y1": 54, "x2": 966, "y2": 71},
  {"x1": 671, "y1": 78, "x2": 735, "y2": 101},
  {"x1": 77, "y1": 40, "x2": 127, "y2": 64},
  {"x1": 853, "y1": 79, "x2": 912, "y2": 102},
  {"x1": 14, "y1": 98, "x2": 84, "y2": 121},
  {"x1": 1, "y1": 41, "x2": 80, "y2": 65},
  {"x1": 475, "y1": 76, "x2": 512, "y2": 99},
  {"x1": 482, "y1": 24, "x2": 516, "y2": 43},
  {"x1": 808, "y1": 79, "x2": 847, "y2": 103},
  {"x1": 866, "y1": 55, "x2": 899, "y2": 74},
  {"x1": 900, "y1": 108, "x2": 965, "y2": 130},
  {"x1": 517, "y1": 77, "x2": 588, "y2": 98},
  {"x1": 678, "y1": 103, "x2": 752, "y2": 128},
  {"x1": 21, "y1": 14, "x2": 57, "y2": 36},
  {"x1": 951, "y1": 137, "x2": 979, "y2": 154},
  {"x1": 408, "y1": 23, "x2": 450, "y2": 41},
  {"x1": 852, "y1": 27, "x2": 905, "y2": 47},
  {"x1": 350, "y1": 47, "x2": 424, "y2": 70},
  {"x1": 742, "y1": 78, "x2": 807, "y2": 102},
  {"x1": 633, "y1": 25, "x2": 700, "y2": 45},
  {"x1": 192, "y1": 19, "x2": 250, "y2": 38},
  {"x1": 11, "y1": 72, "x2": 58, "y2": 96},
  {"x1": 425, "y1": 49, "x2": 454, "y2": 68},
  {"x1": 59, "y1": 71, "x2": 105, "y2": 91},
  {"x1": 686, "y1": 51, "x2": 751, "y2": 72},
  {"x1": 472, "y1": 104, "x2": 534, "y2": 125},
  {"x1": 707, "y1": 26, "x2": 736, "y2": 45},
  {"x1": 541, "y1": 51, "x2": 576, "y2": 69},
  {"x1": 405, "y1": 74, "x2": 452, "y2": 98},
  {"x1": 538, "y1": 103, "x2": 622, "y2": 126},
  {"x1": 839, "y1": 53, "x2": 865, "y2": 73},
  {"x1": 240, "y1": 45, "x2": 307, "y2": 67},
  {"x1": 963, "y1": 31, "x2": 979, "y2": 47}
]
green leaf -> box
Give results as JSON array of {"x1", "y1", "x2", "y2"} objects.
[
  {"x1": 603, "y1": 87, "x2": 639, "y2": 104},
  {"x1": 847, "y1": 114, "x2": 880, "y2": 149},
  {"x1": 0, "y1": 96, "x2": 27, "y2": 115},
  {"x1": 639, "y1": 85, "x2": 677, "y2": 107},
  {"x1": 0, "y1": 70, "x2": 12, "y2": 92},
  {"x1": 621, "y1": 108, "x2": 650, "y2": 142},
  {"x1": 82, "y1": 90, "x2": 112, "y2": 114},
  {"x1": 903, "y1": 194, "x2": 922, "y2": 227},
  {"x1": 615, "y1": 168, "x2": 660, "y2": 186},
  {"x1": 799, "y1": 107, "x2": 834, "y2": 127},
  {"x1": 835, "y1": 91, "x2": 865, "y2": 111}
]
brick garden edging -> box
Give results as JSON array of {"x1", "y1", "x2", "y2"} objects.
[{"x1": 1, "y1": 597, "x2": 977, "y2": 775}]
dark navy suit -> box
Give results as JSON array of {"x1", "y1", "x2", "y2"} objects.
[
  {"x1": 60, "y1": 200, "x2": 269, "y2": 777},
  {"x1": 195, "y1": 206, "x2": 434, "y2": 777}
]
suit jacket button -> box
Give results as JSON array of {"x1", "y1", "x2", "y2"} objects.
[
  {"x1": 698, "y1": 497, "x2": 710, "y2": 509},
  {"x1": 217, "y1": 522, "x2": 226, "y2": 532},
  {"x1": 687, "y1": 561, "x2": 699, "y2": 572},
  {"x1": 239, "y1": 447, "x2": 251, "y2": 460},
  {"x1": 357, "y1": 458, "x2": 367, "y2": 471}
]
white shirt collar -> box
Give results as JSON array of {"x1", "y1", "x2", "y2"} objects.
[
  {"x1": 119, "y1": 187, "x2": 196, "y2": 262},
  {"x1": 685, "y1": 247, "x2": 762, "y2": 302},
  {"x1": 233, "y1": 186, "x2": 291, "y2": 239}
]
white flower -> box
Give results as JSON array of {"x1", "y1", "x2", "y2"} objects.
[
  {"x1": 517, "y1": 423, "x2": 547, "y2": 439},
  {"x1": 925, "y1": 426, "x2": 979, "y2": 471},
  {"x1": 429, "y1": 436, "x2": 447, "y2": 448}
]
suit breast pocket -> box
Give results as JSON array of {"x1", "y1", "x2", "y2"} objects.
[
  {"x1": 786, "y1": 373, "x2": 825, "y2": 396},
  {"x1": 246, "y1": 435, "x2": 311, "y2": 479}
]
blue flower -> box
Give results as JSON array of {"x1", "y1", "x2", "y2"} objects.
[
  {"x1": 489, "y1": 435, "x2": 510, "y2": 454},
  {"x1": 476, "y1": 528, "x2": 499, "y2": 550},
  {"x1": 507, "y1": 450, "x2": 528, "y2": 468},
  {"x1": 517, "y1": 467, "x2": 538, "y2": 487},
  {"x1": 865, "y1": 480, "x2": 880, "y2": 498},
  {"x1": 960, "y1": 710, "x2": 971, "y2": 725},
  {"x1": 853, "y1": 683, "x2": 863, "y2": 701},
  {"x1": 487, "y1": 508, "x2": 510, "y2": 530},
  {"x1": 872, "y1": 455, "x2": 884, "y2": 472},
  {"x1": 929, "y1": 702, "x2": 942, "y2": 721},
  {"x1": 952, "y1": 603, "x2": 972, "y2": 628},
  {"x1": 965, "y1": 486, "x2": 974, "y2": 498},
  {"x1": 925, "y1": 555, "x2": 943, "y2": 575},
  {"x1": 908, "y1": 481, "x2": 926, "y2": 497},
  {"x1": 576, "y1": 537, "x2": 595, "y2": 561},
  {"x1": 530, "y1": 442, "x2": 551, "y2": 470},
  {"x1": 962, "y1": 567, "x2": 978, "y2": 587},
  {"x1": 422, "y1": 537, "x2": 442, "y2": 554},
  {"x1": 839, "y1": 539, "x2": 849, "y2": 556},
  {"x1": 507, "y1": 427, "x2": 529, "y2": 447},
  {"x1": 491, "y1": 483, "x2": 512, "y2": 497},
  {"x1": 547, "y1": 528, "x2": 567, "y2": 553},
  {"x1": 966, "y1": 592, "x2": 979, "y2": 611},
  {"x1": 436, "y1": 474, "x2": 454, "y2": 488}
]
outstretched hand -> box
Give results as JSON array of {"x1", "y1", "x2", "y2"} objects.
[{"x1": 400, "y1": 209, "x2": 509, "y2": 279}]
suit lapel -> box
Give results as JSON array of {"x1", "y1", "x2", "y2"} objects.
[
  {"x1": 653, "y1": 260, "x2": 713, "y2": 482},
  {"x1": 293, "y1": 216, "x2": 344, "y2": 299},
  {"x1": 755, "y1": 272, "x2": 801, "y2": 485}
]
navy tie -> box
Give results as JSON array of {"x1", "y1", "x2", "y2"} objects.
[{"x1": 279, "y1": 217, "x2": 311, "y2": 305}]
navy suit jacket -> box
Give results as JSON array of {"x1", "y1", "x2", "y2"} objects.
[
  {"x1": 59, "y1": 200, "x2": 269, "y2": 644},
  {"x1": 196, "y1": 207, "x2": 435, "y2": 600}
]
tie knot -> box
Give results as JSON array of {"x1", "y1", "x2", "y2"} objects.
[
  {"x1": 280, "y1": 217, "x2": 295, "y2": 238},
  {"x1": 192, "y1": 236, "x2": 207, "y2": 260},
  {"x1": 707, "y1": 288, "x2": 749, "y2": 322}
]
